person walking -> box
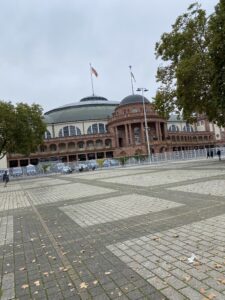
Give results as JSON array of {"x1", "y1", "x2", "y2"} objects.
[
  {"x1": 3, "y1": 171, "x2": 9, "y2": 187},
  {"x1": 210, "y1": 150, "x2": 214, "y2": 159},
  {"x1": 217, "y1": 149, "x2": 221, "y2": 161}
]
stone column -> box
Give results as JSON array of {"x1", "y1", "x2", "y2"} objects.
[
  {"x1": 141, "y1": 122, "x2": 145, "y2": 143},
  {"x1": 156, "y1": 122, "x2": 160, "y2": 141},
  {"x1": 205, "y1": 119, "x2": 210, "y2": 131},
  {"x1": 51, "y1": 124, "x2": 55, "y2": 138},
  {"x1": 164, "y1": 123, "x2": 168, "y2": 139},
  {"x1": 125, "y1": 124, "x2": 129, "y2": 146},
  {"x1": 158, "y1": 123, "x2": 162, "y2": 141},
  {"x1": 129, "y1": 124, "x2": 133, "y2": 145},
  {"x1": 114, "y1": 127, "x2": 118, "y2": 148}
]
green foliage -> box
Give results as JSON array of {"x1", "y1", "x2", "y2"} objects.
[
  {"x1": 41, "y1": 164, "x2": 51, "y2": 173},
  {"x1": 119, "y1": 156, "x2": 129, "y2": 166},
  {"x1": 134, "y1": 154, "x2": 140, "y2": 161},
  {"x1": 208, "y1": 0, "x2": 225, "y2": 126},
  {"x1": 154, "y1": 1, "x2": 225, "y2": 126},
  {"x1": 0, "y1": 101, "x2": 46, "y2": 159},
  {"x1": 97, "y1": 159, "x2": 104, "y2": 168}
]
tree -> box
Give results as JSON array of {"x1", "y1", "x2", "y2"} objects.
[
  {"x1": 154, "y1": 2, "x2": 225, "y2": 126},
  {"x1": 0, "y1": 101, "x2": 46, "y2": 159},
  {"x1": 208, "y1": 0, "x2": 225, "y2": 126}
]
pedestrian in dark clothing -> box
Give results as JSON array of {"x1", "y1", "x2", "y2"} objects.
[
  {"x1": 207, "y1": 151, "x2": 210, "y2": 158},
  {"x1": 210, "y1": 150, "x2": 214, "y2": 158},
  {"x1": 3, "y1": 171, "x2": 9, "y2": 187},
  {"x1": 217, "y1": 149, "x2": 221, "y2": 161}
]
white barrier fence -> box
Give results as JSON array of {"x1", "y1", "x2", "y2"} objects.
[{"x1": 2, "y1": 147, "x2": 223, "y2": 178}]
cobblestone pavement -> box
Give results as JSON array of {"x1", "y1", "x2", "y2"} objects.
[{"x1": 1, "y1": 159, "x2": 225, "y2": 299}]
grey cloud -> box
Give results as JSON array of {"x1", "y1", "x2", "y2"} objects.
[{"x1": 0, "y1": 0, "x2": 218, "y2": 111}]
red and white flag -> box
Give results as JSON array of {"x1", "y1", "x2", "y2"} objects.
[{"x1": 91, "y1": 66, "x2": 98, "y2": 77}]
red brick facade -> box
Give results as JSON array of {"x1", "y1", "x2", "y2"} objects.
[{"x1": 7, "y1": 101, "x2": 215, "y2": 167}]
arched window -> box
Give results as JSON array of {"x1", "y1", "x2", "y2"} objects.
[
  {"x1": 93, "y1": 124, "x2": 98, "y2": 134},
  {"x1": 59, "y1": 143, "x2": 66, "y2": 151},
  {"x1": 59, "y1": 129, "x2": 63, "y2": 137},
  {"x1": 63, "y1": 126, "x2": 69, "y2": 137},
  {"x1": 168, "y1": 125, "x2": 179, "y2": 132},
  {"x1": 68, "y1": 142, "x2": 75, "y2": 150},
  {"x1": 134, "y1": 127, "x2": 141, "y2": 144},
  {"x1": 183, "y1": 124, "x2": 194, "y2": 132},
  {"x1": 96, "y1": 140, "x2": 103, "y2": 147},
  {"x1": 87, "y1": 123, "x2": 106, "y2": 134},
  {"x1": 87, "y1": 127, "x2": 92, "y2": 134},
  {"x1": 69, "y1": 126, "x2": 81, "y2": 136},
  {"x1": 59, "y1": 126, "x2": 81, "y2": 137},
  {"x1": 87, "y1": 140, "x2": 94, "y2": 148},
  {"x1": 44, "y1": 130, "x2": 51, "y2": 139},
  {"x1": 77, "y1": 141, "x2": 84, "y2": 149},
  {"x1": 40, "y1": 145, "x2": 47, "y2": 152},
  {"x1": 50, "y1": 144, "x2": 57, "y2": 151},
  {"x1": 70, "y1": 126, "x2": 76, "y2": 136},
  {"x1": 105, "y1": 139, "x2": 112, "y2": 147},
  {"x1": 99, "y1": 123, "x2": 105, "y2": 133}
]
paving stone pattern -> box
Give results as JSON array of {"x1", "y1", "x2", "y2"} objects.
[
  {"x1": 0, "y1": 216, "x2": 13, "y2": 246},
  {"x1": 60, "y1": 194, "x2": 183, "y2": 227},
  {"x1": 27, "y1": 183, "x2": 115, "y2": 205},
  {"x1": 107, "y1": 213, "x2": 225, "y2": 300},
  {"x1": 20, "y1": 177, "x2": 70, "y2": 189},
  {"x1": 1, "y1": 160, "x2": 225, "y2": 299},
  {"x1": 69, "y1": 168, "x2": 153, "y2": 180},
  {"x1": 0, "y1": 184, "x2": 22, "y2": 193},
  {"x1": 169, "y1": 180, "x2": 225, "y2": 197},
  {"x1": 0, "y1": 192, "x2": 30, "y2": 212},
  {"x1": 101, "y1": 169, "x2": 225, "y2": 187}
]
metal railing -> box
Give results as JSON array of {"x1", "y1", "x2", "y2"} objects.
[{"x1": 2, "y1": 147, "x2": 224, "y2": 179}]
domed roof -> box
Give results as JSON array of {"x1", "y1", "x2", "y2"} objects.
[
  {"x1": 44, "y1": 95, "x2": 119, "y2": 124},
  {"x1": 120, "y1": 94, "x2": 150, "y2": 106},
  {"x1": 80, "y1": 95, "x2": 108, "y2": 102}
]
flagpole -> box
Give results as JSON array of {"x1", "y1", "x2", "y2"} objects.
[
  {"x1": 129, "y1": 65, "x2": 134, "y2": 95},
  {"x1": 89, "y1": 63, "x2": 95, "y2": 96}
]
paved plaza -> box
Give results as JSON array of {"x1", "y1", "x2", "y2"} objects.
[{"x1": 1, "y1": 160, "x2": 225, "y2": 299}]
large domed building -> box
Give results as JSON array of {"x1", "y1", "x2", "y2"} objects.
[
  {"x1": 44, "y1": 95, "x2": 118, "y2": 125},
  {"x1": 7, "y1": 93, "x2": 220, "y2": 167}
]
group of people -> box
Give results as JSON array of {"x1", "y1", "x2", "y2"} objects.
[{"x1": 207, "y1": 149, "x2": 222, "y2": 160}]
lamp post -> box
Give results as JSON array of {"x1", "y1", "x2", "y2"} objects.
[{"x1": 137, "y1": 88, "x2": 151, "y2": 161}]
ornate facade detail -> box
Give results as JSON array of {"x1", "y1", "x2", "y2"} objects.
[{"x1": 6, "y1": 94, "x2": 222, "y2": 167}]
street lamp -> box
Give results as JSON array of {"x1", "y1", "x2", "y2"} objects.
[{"x1": 137, "y1": 88, "x2": 151, "y2": 161}]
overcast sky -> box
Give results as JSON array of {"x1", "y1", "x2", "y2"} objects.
[{"x1": 0, "y1": 0, "x2": 218, "y2": 112}]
